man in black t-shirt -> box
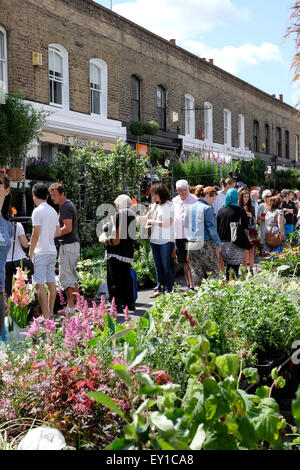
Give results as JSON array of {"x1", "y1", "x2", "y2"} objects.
[{"x1": 49, "y1": 183, "x2": 80, "y2": 314}]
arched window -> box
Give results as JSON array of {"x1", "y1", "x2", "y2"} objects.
[
  {"x1": 131, "y1": 76, "x2": 141, "y2": 122},
  {"x1": 224, "y1": 109, "x2": 232, "y2": 146},
  {"x1": 157, "y1": 85, "x2": 166, "y2": 131},
  {"x1": 90, "y1": 58, "x2": 108, "y2": 117},
  {"x1": 0, "y1": 26, "x2": 8, "y2": 94},
  {"x1": 48, "y1": 44, "x2": 69, "y2": 109},
  {"x1": 204, "y1": 102, "x2": 213, "y2": 143},
  {"x1": 184, "y1": 94, "x2": 195, "y2": 138}
]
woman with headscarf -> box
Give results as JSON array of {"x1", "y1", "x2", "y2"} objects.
[{"x1": 217, "y1": 188, "x2": 250, "y2": 280}]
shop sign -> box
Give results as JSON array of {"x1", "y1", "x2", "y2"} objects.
[{"x1": 39, "y1": 131, "x2": 114, "y2": 151}]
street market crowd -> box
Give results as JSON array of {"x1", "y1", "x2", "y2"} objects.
[{"x1": 0, "y1": 169, "x2": 300, "y2": 339}]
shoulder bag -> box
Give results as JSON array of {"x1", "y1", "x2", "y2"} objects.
[
  {"x1": 230, "y1": 219, "x2": 251, "y2": 250},
  {"x1": 265, "y1": 213, "x2": 284, "y2": 249}
]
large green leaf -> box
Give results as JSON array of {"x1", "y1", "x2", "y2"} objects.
[
  {"x1": 88, "y1": 392, "x2": 124, "y2": 418},
  {"x1": 149, "y1": 411, "x2": 177, "y2": 439},
  {"x1": 111, "y1": 364, "x2": 132, "y2": 388},
  {"x1": 215, "y1": 354, "x2": 240, "y2": 378},
  {"x1": 128, "y1": 349, "x2": 148, "y2": 370},
  {"x1": 105, "y1": 327, "x2": 134, "y2": 345},
  {"x1": 190, "y1": 423, "x2": 206, "y2": 450}
]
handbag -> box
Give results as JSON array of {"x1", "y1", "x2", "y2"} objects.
[
  {"x1": 265, "y1": 215, "x2": 283, "y2": 249},
  {"x1": 230, "y1": 220, "x2": 251, "y2": 250},
  {"x1": 249, "y1": 227, "x2": 259, "y2": 247}
]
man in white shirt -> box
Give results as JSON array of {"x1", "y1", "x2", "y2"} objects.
[
  {"x1": 250, "y1": 190, "x2": 259, "y2": 220},
  {"x1": 29, "y1": 183, "x2": 61, "y2": 319},
  {"x1": 172, "y1": 180, "x2": 197, "y2": 290}
]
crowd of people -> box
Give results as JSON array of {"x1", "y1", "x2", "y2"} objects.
[
  {"x1": 1, "y1": 171, "x2": 300, "y2": 340},
  {"x1": 0, "y1": 178, "x2": 80, "y2": 339},
  {"x1": 100, "y1": 179, "x2": 300, "y2": 305}
]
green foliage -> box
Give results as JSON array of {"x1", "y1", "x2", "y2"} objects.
[
  {"x1": 150, "y1": 147, "x2": 172, "y2": 166},
  {"x1": 269, "y1": 168, "x2": 300, "y2": 191},
  {"x1": 262, "y1": 246, "x2": 300, "y2": 277},
  {"x1": 129, "y1": 121, "x2": 146, "y2": 137},
  {"x1": 73, "y1": 140, "x2": 148, "y2": 211},
  {"x1": 229, "y1": 157, "x2": 266, "y2": 186},
  {"x1": 95, "y1": 331, "x2": 287, "y2": 450},
  {"x1": 0, "y1": 93, "x2": 48, "y2": 167},
  {"x1": 150, "y1": 275, "x2": 300, "y2": 360},
  {"x1": 49, "y1": 151, "x2": 81, "y2": 204},
  {"x1": 170, "y1": 153, "x2": 228, "y2": 186},
  {"x1": 144, "y1": 120, "x2": 159, "y2": 136}
]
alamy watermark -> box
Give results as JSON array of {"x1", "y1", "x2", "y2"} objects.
[{"x1": 95, "y1": 203, "x2": 204, "y2": 249}]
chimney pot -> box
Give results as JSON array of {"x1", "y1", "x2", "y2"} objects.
[
  {"x1": 209, "y1": 58, "x2": 214, "y2": 64},
  {"x1": 202, "y1": 58, "x2": 206, "y2": 61},
  {"x1": 170, "y1": 39, "x2": 176, "y2": 45},
  {"x1": 272, "y1": 94, "x2": 276, "y2": 98},
  {"x1": 279, "y1": 94, "x2": 283, "y2": 101}
]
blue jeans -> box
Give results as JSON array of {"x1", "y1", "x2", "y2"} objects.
[
  {"x1": 150, "y1": 242, "x2": 174, "y2": 293},
  {"x1": 284, "y1": 224, "x2": 294, "y2": 238}
]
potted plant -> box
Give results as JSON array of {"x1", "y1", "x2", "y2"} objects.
[
  {"x1": 144, "y1": 120, "x2": 159, "y2": 154},
  {"x1": 0, "y1": 93, "x2": 48, "y2": 180}
]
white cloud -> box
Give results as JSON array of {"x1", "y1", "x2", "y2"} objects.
[
  {"x1": 112, "y1": 0, "x2": 282, "y2": 75},
  {"x1": 113, "y1": 0, "x2": 249, "y2": 40},
  {"x1": 181, "y1": 40, "x2": 283, "y2": 74}
]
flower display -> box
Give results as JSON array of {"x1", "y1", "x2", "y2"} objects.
[{"x1": 8, "y1": 267, "x2": 32, "y2": 330}]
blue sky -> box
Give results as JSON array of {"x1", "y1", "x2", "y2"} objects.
[{"x1": 93, "y1": 0, "x2": 299, "y2": 107}]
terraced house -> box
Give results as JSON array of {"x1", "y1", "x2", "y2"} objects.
[{"x1": 0, "y1": 0, "x2": 299, "y2": 169}]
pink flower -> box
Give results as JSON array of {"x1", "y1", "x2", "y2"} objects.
[
  {"x1": 124, "y1": 306, "x2": 130, "y2": 322},
  {"x1": 110, "y1": 298, "x2": 118, "y2": 319},
  {"x1": 44, "y1": 318, "x2": 56, "y2": 333},
  {"x1": 22, "y1": 316, "x2": 43, "y2": 338}
]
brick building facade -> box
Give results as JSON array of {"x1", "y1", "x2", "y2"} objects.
[{"x1": 0, "y1": 0, "x2": 299, "y2": 168}]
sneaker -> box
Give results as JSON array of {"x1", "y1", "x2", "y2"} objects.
[{"x1": 128, "y1": 304, "x2": 136, "y2": 312}]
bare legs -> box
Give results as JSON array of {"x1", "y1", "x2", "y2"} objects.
[{"x1": 36, "y1": 282, "x2": 56, "y2": 318}]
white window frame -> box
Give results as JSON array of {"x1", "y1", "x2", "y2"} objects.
[
  {"x1": 48, "y1": 44, "x2": 69, "y2": 109},
  {"x1": 204, "y1": 101, "x2": 213, "y2": 143},
  {"x1": 224, "y1": 109, "x2": 232, "y2": 147},
  {"x1": 238, "y1": 114, "x2": 245, "y2": 149},
  {"x1": 0, "y1": 26, "x2": 8, "y2": 94},
  {"x1": 90, "y1": 58, "x2": 108, "y2": 118},
  {"x1": 296, "y1": 135, "x2": 299, "y2": 162},
  {"x1": 184, "y1": 94, "x2": 195, "y2": 138}
]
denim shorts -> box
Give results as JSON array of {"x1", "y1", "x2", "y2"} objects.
[{"x1": 32, "y1": 253, "x2": 57, "y2": 285}]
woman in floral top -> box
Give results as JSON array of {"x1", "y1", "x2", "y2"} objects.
[{"x1": 265, "y1": 195, "x2": 285, "y2": 254}]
